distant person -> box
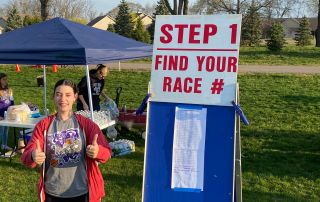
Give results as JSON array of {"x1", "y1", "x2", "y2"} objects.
[
  {"x1": 0, "y1": 72, "x2": 14, "y2": 150},
  {"x1": 21, "y1": 79, "x2": 111, "y2": 202},
  {"x1": 77, "y1": 64, "x2": 109, "y2": 111}
]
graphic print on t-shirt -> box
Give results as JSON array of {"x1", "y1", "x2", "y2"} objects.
[
  {"x1": 47, "y1": 128, "x2": 82, "y2": 167},
  {"x1": 92, "y1": 83, "x2": 101, "y2": 95},
  {"x1": 0, "y1": 90, "x2": 12, "y2": 108}
]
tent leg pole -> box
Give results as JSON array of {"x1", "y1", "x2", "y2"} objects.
[
  {"x1": 118, "y1": 61, "x2": 121, "y2": 72},
  {"x1": 43, "y1": 65, "x2": 48, "y2": 115},
  {"x1": 85, "y1": 65, "x2": 94, "y2": 121}
]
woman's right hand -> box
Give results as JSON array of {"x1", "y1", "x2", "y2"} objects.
[{"x1": 32, "y1": 139, "x2": 46, "y2": 165}]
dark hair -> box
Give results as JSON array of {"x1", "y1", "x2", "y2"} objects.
[
  {"x1": 53, "y1": 79, "x2": 78, "y2": 95},
  {"x1": 0, "y1": 72, "x2": 7, "y2": 80},
  {"x1": 96, "y1": 64, "x2": 107, "y2": 71},
  {"x1": 0, "y1": 72, "x2": 8, "y2": 90}
]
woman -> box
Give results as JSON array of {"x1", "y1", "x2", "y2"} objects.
[
  {"x1": 77, "y1": 64, "x2": 109, "y2": 111},
  {"x1": 0, "y1": 72, "x2": 14, "y2": 150},
  {"x1": 21, "y1": 79, "x2": 111, "y2": 202}
]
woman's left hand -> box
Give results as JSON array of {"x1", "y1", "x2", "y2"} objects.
[{"x1": 86, "y1": 134, "x2": 99, "y2": 159}]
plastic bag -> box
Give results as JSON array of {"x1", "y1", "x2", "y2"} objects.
[
  {"x1": 7, "y1": 102, "x2": 31, "y2": 122},
  {"x1": 100, "y1": 98, "x2": 119, "y2": 118},
  {"x1": 106, "y1": 126, "x2": 118, "y2": 140}
]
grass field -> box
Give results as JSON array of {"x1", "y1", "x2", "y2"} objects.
[
  {"x1": 0, "y1": 65, "x2": 319, "y2": 201},
  {"x1": 132, "y1": 45, "x2": 320, "y2": 66}
]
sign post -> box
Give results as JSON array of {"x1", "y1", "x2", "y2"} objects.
[{"x1": 143, "y1": 15, "x2": 242, "y2": 202}]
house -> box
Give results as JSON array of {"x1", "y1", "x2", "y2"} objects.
[
  {"x1": 134, "y1": 12, "x2": 153, "y2": 29},
  {"x1": 88, "y1": 12, "x2": 153, "y2": 31},
  {"x1": 0, "y1": 17, "x2": 7, "y2": 34},
  {"x1": 261, "y1": 17, "x2": 318, "y2": 38},
  {"x1": 87, "y1": 15, "x2": 115, "y2": 31}
]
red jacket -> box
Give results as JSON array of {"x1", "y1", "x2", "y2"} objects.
[{"x1": 21, "y1": 114, "x2": 112, "y2": 202}]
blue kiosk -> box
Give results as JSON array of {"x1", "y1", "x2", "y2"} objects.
[{"x1": 142, "y1": 15, "x2": 244, "y2": 202}]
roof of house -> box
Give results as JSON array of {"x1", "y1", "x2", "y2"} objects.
[
  {"x1": 261, "y1": 17, "x2": 318, "y2": 30},
  {"x1": 136, "y1": 12, "x2": 153, "y2": 20},
  {"x1": 87, "y1": 15, "x2": 115, "y2": 26}
]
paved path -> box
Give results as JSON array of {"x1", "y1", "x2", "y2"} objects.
[{"x1": 107, "y1": 62, "x2": 320, "y2": 74}]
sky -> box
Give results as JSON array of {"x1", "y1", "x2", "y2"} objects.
[
  {"x1": 1, "y1": 0, "x2": 197, "y2": 14},
  {"x1": 1, "y1": 0, "x2": 312, "y2": 17}
]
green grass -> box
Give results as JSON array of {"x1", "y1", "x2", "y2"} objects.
[
  {"x1": 0, "y1": 66, "x2": 319, "y2": 201},
  {"x1": 239, "y1": 74, "x2": 320, "y2": 201},
  {"x1": 239, "y1": 46, "x2": 320, "y2": 65},
  {"x1": 129, "y1": 45, "x2": 320, "y2": 65}
]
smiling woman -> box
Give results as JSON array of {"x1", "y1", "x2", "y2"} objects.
[
  {"x1": 53, "y1": 80, "x2": 78, "y2": 115},
  {"x1": 21, "y1": 79, "x2": 112, "y2": 202}
]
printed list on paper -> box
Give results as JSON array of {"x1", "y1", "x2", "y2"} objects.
[{"x1": 171, "y1": 106, "x2": 207, "y2": 191}]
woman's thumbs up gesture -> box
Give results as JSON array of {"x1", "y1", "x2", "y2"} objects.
[
  {"x1": 86, "y1": 134, "x2": 99, "y2": 159},
  {"x1": 32, "y1": 139, "x2": 46, "y2": 165}
]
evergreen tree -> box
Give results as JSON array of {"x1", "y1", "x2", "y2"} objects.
[
  {"x1": 148, "y1": 0, "x2": 170, "y2": 42},
  {"x1": 266, "y1": 22, "x2": 286, "y2": 52},
  {"x1": 114, "y1": 0, "x2": 134, "y2": 37},
  {"x1": 23, "y1": 15, "x2": 42, "y2": 27},
  {"x1": 294, "y1": 16, "x2": 312, "y2": 46},
  {"x1": 107, "y1": 24, "x2": 116, "y2": 33},
  {"x1": 241, "y1": 4, "x2": 261, "y2": 46},
  {"x1": 5, "y1": 5, "x2": 22, "y2": 32},
  {"x1": 131, "y1": 18, "x2": 151, "y2": 43}
]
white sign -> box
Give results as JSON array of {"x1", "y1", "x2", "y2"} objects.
[
  {"x1": 171, "y1": 106, "x2": 207, "y2": 191},
  {"x1": 150, "y1": 15, "x2": 242, "y2": 106}
]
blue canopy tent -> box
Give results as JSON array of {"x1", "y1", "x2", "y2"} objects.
[{"x1": 0, "y1": 17, "x2": 153, "y2": 119}]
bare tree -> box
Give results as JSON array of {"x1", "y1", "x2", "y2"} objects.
[
  {"x1": 3, "y1": 0, "x2": 95, "y2": 21},
  {"x1": 262, "y1": 0, "x2": 300, "y2": 19},
  {"x1": 40, "y1": 0, "x2": 50, "y2": 20},
  {"x1": 163, "y1": 0, "x2": 189, "y2": 14},
  {"x1": 189, "y1": 0, "x2": 299, "y2": 17},
  {"x1": 144, "y1": 3, "x2": 157, "y2": 16},
  {"x1": 49, "y1": 0, "x2": 96, "y2": 20},
  {"x1": 316, "y1": 0, "x2": 320, "y2": 47},
  {"x1": 2, "y1": 0, "x2": 41, "y2": 18}
]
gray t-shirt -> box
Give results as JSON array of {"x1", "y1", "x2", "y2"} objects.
[{"x1": 45, "y1": 115, "x2": 88, "y2": 197}]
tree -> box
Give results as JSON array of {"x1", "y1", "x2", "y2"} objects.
[
  {"x1": 23, "y1": 15, "x2": 42, "y2": 26},
  {"x1": 144, "y1": 3, "x2": 157, "y2": 16},
  {"x1": 188, "y1": 0, "x2": 307, "y2": 18},
  {"x1": 5, "y1": 0, "x2": 41, "y2": 18},
  {"x1": 148, "y1": 0, "x2": 170, "y2": 42},
  {"x1": 107, "y1": 24, "x2": 116, "y2": 33},
  {"x1": 107, "y1": 2, "x2": 148, "y2": 19},
  {"x1": 262, "y1": 0, "x2": 300, "y2": 19},
  {"x1": 241, "y1": 3, "x2": 262, "y2": 46},
  {"x1": 189, "y1": 0, "x2": 273, "y2": 15},
  {"x1": 294, "y1": 16, "x2": 312, "y2": 46},
  {"x1": 0, "y1": 7, "x2": 5, "y2": 17},
  {"x1": 114, "y1": 0, "x2": 134, "y2": 38},
  {"x1": 131, "y1": 17, "x2": 151, "y2": 43},
  {"x1": 69, "y1": 17, "x2": 88, "y2": 25},
  {"x1": 266, "y1": 22, "x2": 286, "y2": 51},
  {"x1": 163, "y1": 0, "x2": 189, "y2": 15},
  {"x1": 50, "y1": 0, "x2": 96, "y2": 21},
  {"x1": 316, "y1": 0, "x2": 320, "y2": 47},
  {"x1": 39, "y1": 0, "x2": 50, "y2": 21},
  {"x1": 5, "y1": 5, "x2": 23, "y2": 32}
]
